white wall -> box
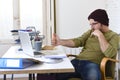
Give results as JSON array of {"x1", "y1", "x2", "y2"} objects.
[
  {"x1": 106, "y1": 0, "x2": 120, "y2": 34},
  {"x1": 56, "y1": 0, "x2": 106, "y2": 39}
]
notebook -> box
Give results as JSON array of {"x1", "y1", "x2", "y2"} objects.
[{"x1": 18, "y1": 31, "x2": 42, "y2": 57}]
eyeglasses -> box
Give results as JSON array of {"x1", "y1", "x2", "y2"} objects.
[{"x1": 90, "y1": 22, "x2": 99, "y2": 26}]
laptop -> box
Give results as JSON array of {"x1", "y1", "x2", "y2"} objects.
[
  {"x1": 18, "y1": 31, "x2": 66, "y2": 63},
  {"x1": 18, "y1": 31, "x2": 42, "y2": 57}
]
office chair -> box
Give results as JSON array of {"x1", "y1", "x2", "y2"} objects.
[{"x1": 67, "y1": 54, "x2": 119, "y2": 80}]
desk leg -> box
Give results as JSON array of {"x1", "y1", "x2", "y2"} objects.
[
  {"x1": 3, "y1": 74, "x2": 6, "y2": 80},
  {"x1": 11, "y1": 74, "x2": 14, "y2": 80},
  {"x1": 29, "y1": 74, "x2": 32, "y2": 80},
  {"x1": 33, "y1": 74, "x2": 35, "y2": 80},
  {"x1": 29, "y1": 73, "x2": 35, "y2": 80}
]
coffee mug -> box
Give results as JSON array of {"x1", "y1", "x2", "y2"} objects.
[{"x1": 34, "y1": 41, "x2": 42, "y2": 51}]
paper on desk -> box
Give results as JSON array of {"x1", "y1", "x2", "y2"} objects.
[
  {"x1": 44, "y1": 54, "x2": 67, "y2": 59},
  {"x1": 33, "y1": 56, "x2": 64, "y2": 63},
  {"x1": 33, "y1": 45, "x2": 67, "y2": 63},
  {"x1": 40, "y1": 48, "x2": 67, "y2": 59}
]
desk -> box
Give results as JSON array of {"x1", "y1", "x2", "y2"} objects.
[{"x1": 0, "y1": 46, "x2": 74, "y2": 80}]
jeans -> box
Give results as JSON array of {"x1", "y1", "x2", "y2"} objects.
[{"x1": 56, "y1": 59, "x2": 101, "y2": 80}]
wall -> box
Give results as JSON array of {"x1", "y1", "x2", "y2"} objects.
[
  {"x1": 106, "y1": 0, "x2": 120, "y2": 34},
  {"x1": 56, "y1": 0, "x2": 106, "y2": 39}
]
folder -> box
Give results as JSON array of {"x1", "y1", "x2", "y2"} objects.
[{"x1": 0, "y1": 58, "x2": 40, "y2": 69}]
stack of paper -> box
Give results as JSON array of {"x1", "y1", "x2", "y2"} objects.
[{"x1": 40, "y1": 49, "x2": 67, "y2": 59}]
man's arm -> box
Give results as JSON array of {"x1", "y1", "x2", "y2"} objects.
[
  {"x1": 52, "y1": 33, "x2": 75, "y2": 47},
  {"x1": 97, "y1": 34, "x2": 109, "y2": 52},
  {"x1": 92, "y1": 30, "x2": 109, "y2": 52},
  {"x1": 59, "y1": 39, "x2": 75, "y2": 47}
]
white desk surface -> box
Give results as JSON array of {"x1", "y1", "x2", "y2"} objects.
[{"x1": 0, "y1": 46, "x2": 74, "y2": 74}]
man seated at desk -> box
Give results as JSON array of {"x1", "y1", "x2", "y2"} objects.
[{"x1": 52, "y1": 9, "x2": 119, "y2": 80}]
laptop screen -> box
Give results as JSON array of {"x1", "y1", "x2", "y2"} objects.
[{"x1": 19, "y1": 31, "x2": 34, "y2": 57}]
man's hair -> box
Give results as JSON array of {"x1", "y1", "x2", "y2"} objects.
[{"x1": 88, "y1": 9, "x2": 109, "y2": 26}]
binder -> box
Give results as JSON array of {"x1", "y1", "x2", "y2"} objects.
[{"x1": 0, "y1": 58, "x2": 40, "y2": 69}]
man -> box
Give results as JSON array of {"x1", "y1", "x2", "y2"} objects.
[{"x1": 52, "y1": 9, "x2": 119, "y2": 80}]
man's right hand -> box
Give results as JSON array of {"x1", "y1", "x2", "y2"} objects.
[
  {"x1": 51, "y1": 33, "x2": 60, "y2": 46},
  {"x1": 51, "y1": 33, "x2": 75, "y2": 47}
]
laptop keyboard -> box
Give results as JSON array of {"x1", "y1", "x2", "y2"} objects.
[{"x1": 34, "y1": 51, "x2": 44, "y2": 58}]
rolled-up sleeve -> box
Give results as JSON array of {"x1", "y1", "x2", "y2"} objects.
[
  {"x1": 72, "y1": 30, "x2": 92, "y2": 47},
  {"x1": 103, "y1": 34, "x2": 119, "y2": 58}
]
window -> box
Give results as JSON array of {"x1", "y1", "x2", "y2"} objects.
[
  {"x1": 0, "y1": 0, "x2": 43, "y2": 39},
  {"x1": 20, "y1": 0, "x2": 43, "y2": 33},
  {"x1": 0, "y1": 0, "x2": 13, "y2": 39},
  {"x1": 0, "y1": 0, "x2": 55, "y2": 45}
]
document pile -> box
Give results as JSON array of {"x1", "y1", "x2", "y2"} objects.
[
  {"x1": 42, "y1": 50, "x2": 67, "y2": 59},
  {"x1": 34, "y1": 47, "x2": 67, "y2": 63}
]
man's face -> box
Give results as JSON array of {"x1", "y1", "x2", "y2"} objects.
[{"x1": 89, "y1": 19, "x2": 102, "y2": 31}]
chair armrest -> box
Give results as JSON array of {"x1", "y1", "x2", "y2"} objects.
[
  {"x1": 100, "y1": 57, "x2": 119, "y2": 80},
  {"x1": 67, "y1": 54, "x2": 77, "y2": 57}
]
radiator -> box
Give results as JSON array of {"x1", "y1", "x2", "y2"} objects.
[{"x1": 60, "y1": 46, "x2": 82, "y2": 55}]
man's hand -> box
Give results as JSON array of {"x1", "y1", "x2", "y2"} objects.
[
  {"x1": 51, "y1": 33, "x2": 75, "y2": 47},
  {"x1": 51, "y1": 33, "x2": 60, "y2": 46},
  {"x1": 91, "y1": 30, "x2": 103, "y2": 37}
]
